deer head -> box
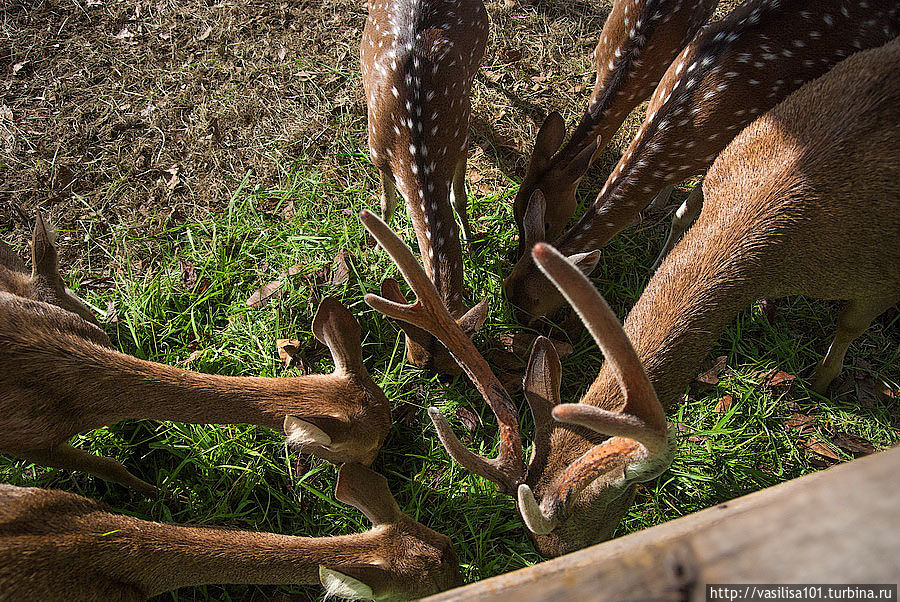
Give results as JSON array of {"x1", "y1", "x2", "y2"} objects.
[{"x1": 361, "y1": 210, "x2": 672, "y2": 556}]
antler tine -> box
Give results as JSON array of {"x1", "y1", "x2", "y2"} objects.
[
  {"x1": 360, "y1": 210, "x2": 525, "y2": 493},
  {"x1": 531, "y1": 243, "x2": 667, "y2": 451}
]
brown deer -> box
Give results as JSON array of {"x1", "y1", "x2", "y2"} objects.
[
  {"x1": 513, "y1": 0, "x2": 718, "y2": 257},
  {"x1": 1, "y1": 214, "x2": 391, "y2": 493},
  {"x1": 506, "y1": 0, "x2": 900, "y2": 319},
  {"x1": 361, "y1": 0, "x2": 489, "y2": 374},
  {"x1": 361, "y1": 35, "x2": 900, "y2": 556},
  {"x1": 0, "y1": 463, "x2": 462, "y2": 600}
]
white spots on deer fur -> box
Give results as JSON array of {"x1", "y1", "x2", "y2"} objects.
[
  {"x1": 749, "y1": 79, "x2": 760, "y2": 85},
  {"x1": 823, "y1": 14, "x2": 834, "y2": 26},
  {"x1": 808, "y1": 30, "x2": 821, "y2": 38},
  {"x1": 391, "y1": 85, "x2": 399, "y2": 97},
  {"x1": 793, "y1": 39, "x2": 806, "y2": 48}
]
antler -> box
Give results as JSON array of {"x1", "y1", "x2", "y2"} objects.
[
  {"x1": 518, "y1": 243, "x2": 670, "y2": 535},
  {"x1": 360, "y1": 210, "x2": 524, "y2": 493}
]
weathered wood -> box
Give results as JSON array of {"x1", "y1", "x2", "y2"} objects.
[{"x1": 428, "y1": 447, "x2": 900, "y2": 601}]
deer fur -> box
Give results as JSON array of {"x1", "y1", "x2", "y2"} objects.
[
  {"x1": 361, "y1": 0, "x2": 489, "y2": 374},
  {"x1": 0, "y1": 214, "x2": 391, "y2": 493},
  {"x1": 0, "y1": 463, "x2": 462, "y2": 600},
  {"x1": 521, "y1": 38, "x2": 900, "y2": 557}
]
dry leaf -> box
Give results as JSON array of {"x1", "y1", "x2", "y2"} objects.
[
  {"x1": 801, "y1": 434, "x2": 840, "y2": 463},
  {"x1": 331, "y1": 249, "x2": 355, "y2": 286},
  {"x1": 783, "y1": 413, "x2": 816, "y2": 434},
  {"x1": 246, "y1": 279, "x2": 282, "y2": 308},
  {"x1": 455, "y1": 406, "x2": 480, "y2": 443},
  {"x1": 281, "y1": 199, "x2": 296, "y2": 219},
  {"x1": 759, "y1": 298, "x2": 776, "y2": 322},
  {"x1": 394, "y1": 404, "x2": 421, "y2": 429},
  {"x1": 276, "y1": 338, "x2": 301, "y2": 370},
  {"x1": 831, "y1": 431, "x2": 875, "y2": 455},
  {"x1": 178, "y1": 348, "x2": 205, "y2": 367},
  {"x1": 715, "y1": 394, "x2": 733, "y2": 413},
  {"x1": 179, "y1": 258, "x2": 197, "y2": 289},
  {"x1": 197, "y1": 25, "x2": 213, "y2": 41},
  {"x1": 763, "y1": 369, "x2": 796, "y2": 388},
  {"x1": 854, "y1": 361, "x2": 879, "y2": 407},
  {"x1": 695, "y1": 355, "x2": 727, "y2": 388}
]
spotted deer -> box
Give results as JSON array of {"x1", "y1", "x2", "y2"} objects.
[
  {"x1": 506, "y1": 0, "x2": 900, "y2": 319},
  {"x1": 1, "y1": 214, "x2": 391, "y2": 493},
  {"x1": 361, "y1": 0, "x2": 489, "y2": 374},
  {"x1": 513, "y1": 0, "x2": 718, "y2": 257},
  {"x1": 0, "y1": 463, "x2": 462, "y2": 600},
  {"x1": 361, "y1": 36, "x2": 900, "y2": 555}
]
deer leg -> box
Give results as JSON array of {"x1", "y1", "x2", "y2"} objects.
[
  {"x1": 813, "y1": 296, "x2": 898, "y2": 395},
  {"x1": 18, "y1": 443, "x2": 157, "y2": 495},
  {"x1": 652, "y1": 183, "x2": 704, "y2": 270},
  {"x1": 379, "y1": 169, "x2": 399, "y2": 225},
  {"x1": 450, "y1": 154, "x2": 474, "y2": 243}
]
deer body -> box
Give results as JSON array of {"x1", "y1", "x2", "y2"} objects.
[
  {"x1": 1, "y1": 217, "x2": 391, "y2": 492},
  {"x1": 506, "y1": 0, "x2": 900, "y2": 318},
  {"x1": 513, "y1": 0, "x2": 718, "y2": 252},
  {"x1": 0, "y1": 464, "x2": 462, "y2": 600},
  {"x1": 361, "y1": 0, "x2": 489, "y2": 373},
  {"x1": 520, "y1": 38, "x2": 900, "y2": 556}
]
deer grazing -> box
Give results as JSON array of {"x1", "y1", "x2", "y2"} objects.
[
  {"x1": 1, "y1": 214, "x2": 391, "y2": 493},
  {"x1": 361, "y1": 0, "x2": 489, "y2": 374},
  {"x1": 0, "y1": 463, "x2": 462, "y2": 600},
  {"x1": 506, "y1": 0, "x2": 900, "y2": 319},
  {"x1": 361, "y1": 34, "x2": 900, "y2": 556},
  {"x1": 513, "y1": 0, "x2": 718, "y2": 257}
]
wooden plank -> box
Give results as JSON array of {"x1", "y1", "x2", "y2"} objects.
[{"x1": 427, "y1": 447, "x2": 900, "y2": 601}]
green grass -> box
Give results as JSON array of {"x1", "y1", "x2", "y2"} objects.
[{"x1": 1, "y1": 153, "x2": 898, "y2": 600}]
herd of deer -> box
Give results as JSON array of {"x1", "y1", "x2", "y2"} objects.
[{"x1": 1, "y1": 0, "x2": 898, "y2": 599}]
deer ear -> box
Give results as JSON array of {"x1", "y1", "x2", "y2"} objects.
[
  {"x1": 562, "y1": 136, "x2": 599, "y2": 182},
  {"x1": 31, "y1": 209, "x2": 61, "y2": 283},
  {"x1": 312, "y1": 296, "x2": 364, "y2": 375},
  {"x1": 283, "y1": 415, "x2": 348, "y2": 447},
  {"x1": 0, "y1": 240, "x2": 27, "y2": 273},
  {"x1": 457, "y1": 298, "x2": 489, "y2": 336},
  {"x1": 523, "y1": 189, "x2": 547, "y2": 249},
  {"x1": 530, "y1": 112, "x2": 566, "y2": 169},
  {"x1": 335, "y1": 463, "x2": 401, "y2": 526},
  {"x1": 319, "y1": 566, "x2": 376, "y2": 601},
  {"x1": 567, "y1": 250, "x2": 601, "y2": 276}
]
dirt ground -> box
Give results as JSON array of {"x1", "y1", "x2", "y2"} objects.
[{"x1": 1, "y1": 0, "x2": 745, "y2": 264}]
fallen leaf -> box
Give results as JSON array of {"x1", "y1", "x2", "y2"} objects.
[
  {"x1": 277, "y1": 47, "x2": 287, "y2": 61},
  {"x1": 104, "y1": 300, "x2": 118, "y2": 324},
  {"x1": 394, "y1": 404, "x2": 420, "y2": 429},
  {"x1": 455, "y1": 406, "x2": 480, "y2": 443},
  {"x1": 483, "y1": 70, "x2": 502, "y2": 83},
  {"x1": 500, "y1": 47, "x2": 522, "y2": 63},
  {"x1": 486, "y1": 349, "x2": 522, "y2": 372},
  {"x1": 197, "y1": 25, "x2": 213, "y2": 41},
  {"x1": 296, "y1": 71, "x2": 315, "y2": 82},
  {"x1": 331, "y1": 249, "x2": 355, "y2": 286},
  {"x1": 281, "y1": 200, "x2": 296, "y2": 219},
  {"x1": 783, "y1": 413, "x2": 816, "y2": 434},
  {"x1": 286, "y1": 264, "x2": 302, "y2": 276},
  {"x1": 695, "y1": 355, "x2": 727, "y2": 388},
  {"x1": 801, "y1": 434, "x2": 840, "y2": 464},
  {"x1": 276, "y1": 338, "x2": 301, "y2": 370},
  {"x1": 878, "y1": 385, "x2": 897, "y2": 403},
  {"x1": 831, "y1": 431, "x2": 875, "y2": 455},
  {"x1": 178, "y1": 348, "x2": 205, "y2": 367},
  {"x1": 714, "y1": 395, "x2": 733, "y2": 413},
  {"x1": 12, "y1": 61, "x2": 28, "y2": 75},
  {"x1": 763, "y1": 369, "x2": 796, "y2": 388},
  {"x1": 179, "y1": 258, "x2": 197, "y2": 289},
  {"x1": 246, "y1": 279, "x2": 283, "y2": 308},
  {"x1": 854, "y1": 361, "x2": 879, "y2": 407}
]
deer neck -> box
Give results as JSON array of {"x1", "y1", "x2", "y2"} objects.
[
  {"x1": 586, "y1": 214, "x2": 772, "y2": 414},
  {"x1": 399, "y1": 172, "x2": 466, "y2": 318},
  {"x1": 95, "y1": 515, "x2": 387, "y2": 595},
  {"x1": 47, "y1": 335, "x2": 351, "y2": 430}
]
